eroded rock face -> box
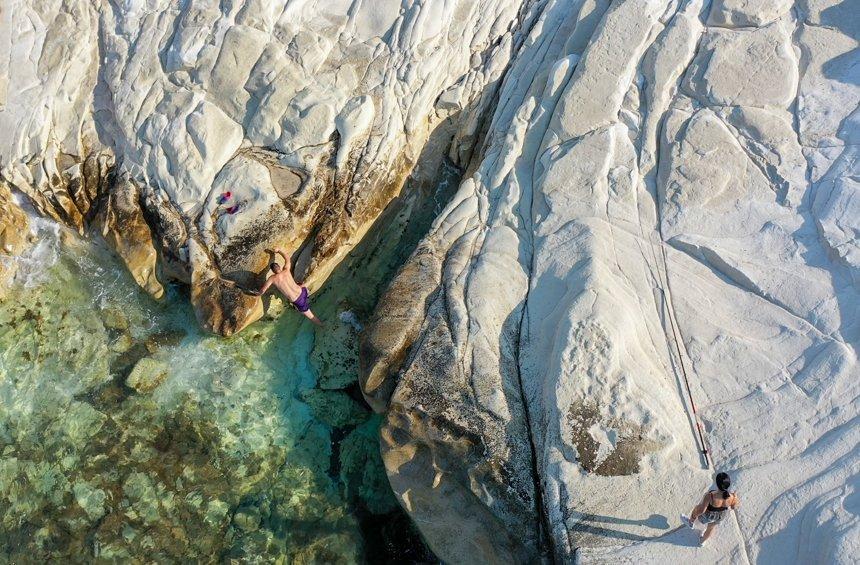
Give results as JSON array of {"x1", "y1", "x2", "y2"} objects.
[
  {"x1": 708, "y1": 0, "x2": 793, "y2": 27},
  {"x1": 362, "y1": 0, "x2": 859, "y2": 563},
  {"x1": 0, "y1": 184, "x2": 30, "y2": 296},
  {"x1": 95, "y1": 177, "x2": 165, "y2": 299},
  {"x1": 188, "y1": 239, "x2": 264, "y2": 337},
  {"x1": 689, "y1": 22, "x2": 798, "y2": 106},
  {"x1": 359, "y1": 242, "x2": 442, "y2": 412},
  {"x1": 1, "y1": 0, "x2": 533, "y2": 333}
]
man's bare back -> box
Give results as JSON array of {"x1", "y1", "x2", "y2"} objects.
[
  {"x1": 253, "y1": 248, "x2": 323, "y2": 326},
  {"x1": 268, "y1": 269, "x2": 303, "y2": 302}
]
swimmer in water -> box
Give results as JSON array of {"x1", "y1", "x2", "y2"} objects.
[{"x1": 252, "y1": 248, "x2": 323, "y2": 327}]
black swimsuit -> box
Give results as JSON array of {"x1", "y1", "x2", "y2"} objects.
[
  {"x1": 698, "y1": 491, "x2": 733, "y2": 524},
  {"x1": 707, "y1": 492, "x2": 732, "y2": 512}
]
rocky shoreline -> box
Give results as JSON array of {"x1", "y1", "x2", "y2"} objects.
[
  {"x1": 2, "y1": 0, "x2": 857, "y2": 563},
  {"x1": 1, "y1": 0, "x2": 529, "y2": 337},
  {"x1": 0, "y1": 164, "x2": 452, "y2": 560}
]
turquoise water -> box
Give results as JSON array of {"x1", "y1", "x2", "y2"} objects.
[{"x1": 0, "y1": 162, "x2": 457, "y2": 562}]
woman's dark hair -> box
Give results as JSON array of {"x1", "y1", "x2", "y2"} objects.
[{"x1": 716, "y1": 472, "x2": 731, "y2": 498}]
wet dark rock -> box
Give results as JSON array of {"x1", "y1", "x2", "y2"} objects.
[
  {"x1": 313, "y1": 317, "x2": 360, "y2": 390},
  {"x1": 100, "y1": 306, "x2": 128, "y2": 331},
  {"x1": 232, "y1": 506, "x2": 261, "y2": 532},
  {"x1": 299, "y1": 389, "x2": 370, "y2": 429},
  {"x1": 144, "y1": 329, "x2": 187, "y2": 353}
]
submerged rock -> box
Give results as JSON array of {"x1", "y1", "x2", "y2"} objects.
[
  {"x1": 144, "y1": 330, "x2": 187, "y2": 353},
  {"x1": 338, "y1": 417, "x2": 399, "y2": 516},
  {"x1": 312, "y1": 314, "x2": 361, "y2": 390},
  {"x1": 101, "y1": 307, "x2": 129, "y2": 332},
  {"x1": 0, "y1": 211, "x2": 434, "y2": 562},
  {"x1": 126, "y1": 357, "x2": 169, "y2": 393},
  {"x1": 299, "y1": 389, "x2": 369, "y2": 429},
  {"x1": 232, "y1": 506, "x2": 261, "y2": 533},
  {"x1": 73, "y1": 480, "x2": 107, "y2": 521}
]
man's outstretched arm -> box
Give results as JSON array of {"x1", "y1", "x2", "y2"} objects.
[{"x1": 251, "y1": 276, "x2": 275, "y2": 296}]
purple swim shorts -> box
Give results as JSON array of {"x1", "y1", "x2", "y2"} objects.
[{"x1": 292, "y1": 286, "x2": 310, "y2": 312}]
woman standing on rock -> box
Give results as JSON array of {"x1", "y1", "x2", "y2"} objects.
[{"x1": 684, "y1": 472, "x2": 740, "y2": 544}]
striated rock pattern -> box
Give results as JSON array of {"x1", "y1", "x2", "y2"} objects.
[
  {"x1": 2, "y1": 0, "x2": 533, "y2": 332},
  {"x1": 362, "y1": 0, "x2": 859, "y2": 563}
]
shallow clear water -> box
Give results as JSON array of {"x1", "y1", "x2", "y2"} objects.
[{"x1": 0, "y1": 163, "x2": 458, "y2": 562}]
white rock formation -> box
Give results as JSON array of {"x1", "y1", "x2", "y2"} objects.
[
  {"x1": 1, "y1": 0, "x2": 531, "y2": 331},
  {"x1": 1, "y1": 0, "x2": 858, "y2": 563},
  {"x1": 362, "y1": 0, "x2": 859, "y2": 562}
]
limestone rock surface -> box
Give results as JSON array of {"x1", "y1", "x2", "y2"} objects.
[
  {"x1": 1, "y1": 0, "x2": 531, "y2": 332},
  {"x1": 362, "y1": 0, "x2": 859, "y2": 563}
]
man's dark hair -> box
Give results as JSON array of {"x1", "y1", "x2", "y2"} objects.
[{"x1": 270, "y1": 262, "x2": 279, "y2": 271}]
